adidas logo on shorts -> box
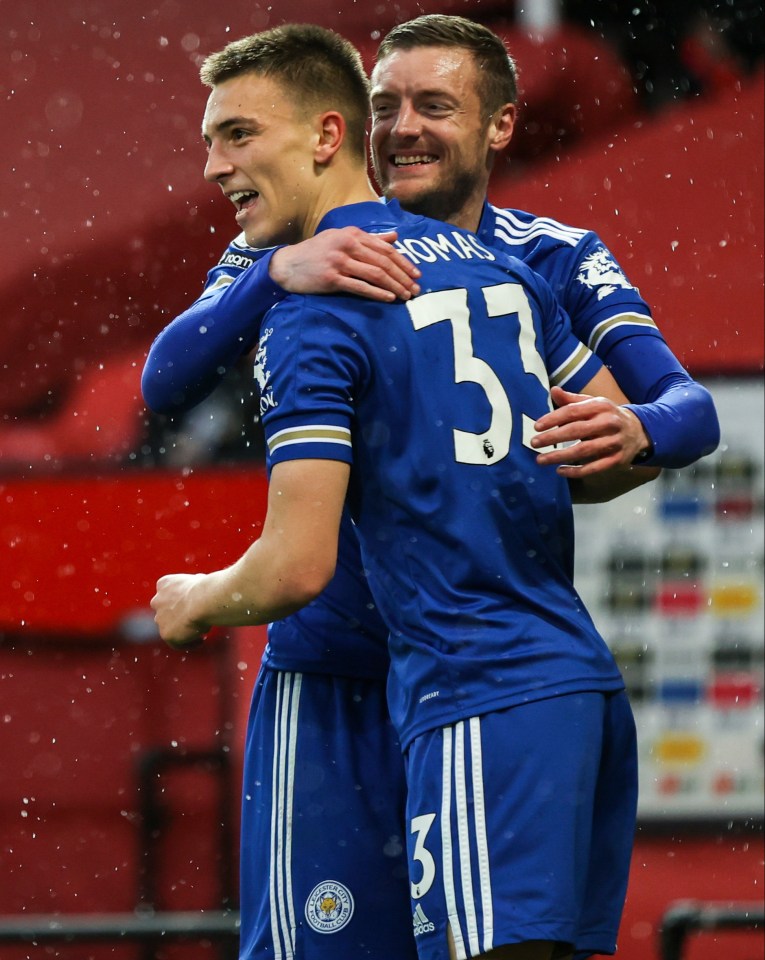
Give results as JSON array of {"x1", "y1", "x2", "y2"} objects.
[{"x1": 412, "y1": 903, "x2": 435, "y2": 937}]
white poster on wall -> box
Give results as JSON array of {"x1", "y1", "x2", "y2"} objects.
[{"x1": 573, "y1": 378, "x2": 764, "y2": 821}]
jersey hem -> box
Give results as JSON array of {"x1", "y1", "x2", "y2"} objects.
[{"x1": 400, "y1": 679, "x2": 625, "y2": 751}]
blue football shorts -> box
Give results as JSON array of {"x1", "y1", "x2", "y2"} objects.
[
  {"x1": 403, "y1": 690, "x2": 638, "y2": 960},
  {"x1": 238, "y1": 665, "x2": 419, "y2": 960}
]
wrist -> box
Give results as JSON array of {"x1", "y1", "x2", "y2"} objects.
[
  {"x1": 187, "y1": 572, "x2": 216, "y2": 633},
  {"x1": 622, "y1": 405, "x2": 655, "y2": 464},
  {"x1": 632, "y1": 445, "x2": 654, "y2": 464},
  {"x1": 267, "y1": 246, "x2": 291, "y2": 289}
]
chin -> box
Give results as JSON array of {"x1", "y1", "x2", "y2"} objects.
[
  {"x1": 396, "y1": 188, "x2": 448, "y2": 220},
  {"x1": 387, "y1": 179, "x2": 437, "y2": 206},
  {"x1": 243, "y1": 225, "x2": 274, "y2": 248}
]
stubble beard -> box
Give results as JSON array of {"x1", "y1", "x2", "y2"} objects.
[{"x1": 382, "y1": 166, "x2": 478, "y2": 226}]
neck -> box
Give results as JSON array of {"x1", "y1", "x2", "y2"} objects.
[
  {"x1": 301, "y1": 165, "x2": 380, "y2": 240},
  {"x1": 447, "y1": 195, "x2": 484, "y2": 234}
]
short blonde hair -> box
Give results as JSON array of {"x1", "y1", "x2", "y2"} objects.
[{"x1": 200, "y1": 24, "x2": 370, "y2": 161}]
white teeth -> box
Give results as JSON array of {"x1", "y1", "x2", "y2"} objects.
[
  {"x1": 393, "y1": 155, "x2": 437, "y2": 166},
  {"x1": 229, "y1": 190, "x2": 258, "y2": 204}
]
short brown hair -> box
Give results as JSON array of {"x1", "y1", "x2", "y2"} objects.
[
  {"x1": 376, "y1": 14, "x2": 518, "y2": 112},
  {"x1": 200, "y1": 24, "x2": 370, "y2": 160}
]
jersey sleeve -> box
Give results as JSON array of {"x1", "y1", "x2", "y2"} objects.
[
  {"x1": 600, "y1": 336, "x2": 721, "y2": 467},
  {"x1": 560, "y1": 234, "x2": 720, "y2": 467},
  {"x1": 257, "y1": 299, "x2": 364, "y2": 468},
  {"x1": 520, "y1": 265, "x2": 604, "y2": 394},
  {"x1": 140, "y1": 237, "x2": 288, "y2": 414},
  {"x1": 561, "y1": 232, "x2": 659, "y2": 352}
]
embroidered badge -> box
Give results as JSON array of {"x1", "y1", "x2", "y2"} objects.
[
  {"x1": 304, "y1": 880, "x2": 355, "y2": 934},
  {"x1": 577, "y1": 248, "x2": 635, "y2": 300}
]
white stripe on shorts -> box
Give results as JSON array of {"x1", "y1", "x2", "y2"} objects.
[
  {"x1": 269, "y1": 671, "x2": 302, "y2": 959},
  {"x1": 441, "y1": 725, "x2": 465, "y2": 957},
  {"x1": 470, "y1": 716, "x2": 494, "y2": 952},
  {"x1": 442, "y1": 718, "x2": 494, "y2": 960}
]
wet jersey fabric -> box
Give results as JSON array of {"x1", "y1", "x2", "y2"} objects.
[
  {"x1": 475, "y1": 203, "x2": 719, "y2": 467},
  {"x1": 141, "y1": 201, "x2": 718, "y2": 686},
  {"x1": 260, "y1": 200, "x2": 624, "y2": 749}
]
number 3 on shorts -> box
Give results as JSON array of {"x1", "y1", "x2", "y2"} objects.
[{"x1": 410, "y1": 812, "x2": 437, "y2": 899}]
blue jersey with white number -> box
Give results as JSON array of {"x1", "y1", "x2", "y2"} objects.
[
  {"x1": 142, "y1": 199, "x2": 717, "y2": 685},
  {"x1": 260, "y1": 200, "x2": 623, "y2": 748}
]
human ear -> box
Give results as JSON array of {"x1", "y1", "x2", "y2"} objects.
[
  {"x1": 315, "y1": 111, "x2": 345, "y2": 163},
  {"x1": 488, "y1": 103, "x2": 516, "y2": 153}
]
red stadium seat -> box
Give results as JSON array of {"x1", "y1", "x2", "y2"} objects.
[{"x1": 0, "y1": 351, "x2": 146, "y2": 469}]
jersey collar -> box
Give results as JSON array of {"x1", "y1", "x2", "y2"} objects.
[
  {"x1": 316, "y1": 199, "x2": 407, "y2": 235},
  {"x1": 476, "y1": 199, "x2": 497, "y2": 246}
]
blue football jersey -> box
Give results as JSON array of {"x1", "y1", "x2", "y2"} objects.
[
  {"x1": 476, "y1": 203, "x2": 659, "y2": 354},
  {"x1": 260, "y1": 200, "x2": 624, "y2": 748},
  {"x1": 169, "y1": 235, "x2": 393, "y2": 679},
  {"x1": 146, "y1": 199, "x2": 708, "y2": 685}
]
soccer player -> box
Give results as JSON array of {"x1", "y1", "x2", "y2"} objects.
[
  {"x1": 143, "y1": 16, "x2": 722, "y2": 960},
  {"x1": 150, "y1": 24, "x2": 659, "y2": 960},
  {"x1": 142, "y1": 17, "x2": 720, "y2": 474}
]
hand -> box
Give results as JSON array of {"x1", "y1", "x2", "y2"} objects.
[
  {"x1": 151, "y1": 573, "x2": 210, "y2": 649},
  {"x1": 269, "y1": 228, "x2": 421, "y2": 301},
  {"x1": 532, "y1": 385, "x2": 652, "y2": 477}
]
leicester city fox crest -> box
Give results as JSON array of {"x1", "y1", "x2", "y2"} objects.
[
  {"x1": 576, "y1": 247, "x2": 635, "y2": 300},
  {"x1": 304, "y1": 880, "x2": 355, "y2": 933}
]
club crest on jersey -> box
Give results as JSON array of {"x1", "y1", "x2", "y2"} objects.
[
  {"x1": 304, "y1": 880, "x2": 355, "y2": 934},
  {"x1": 253, "y1": 326, "x2": 278, "y2": 415},
  {"x1": 576, "y1": 248, "x2": 635, "y2": 300}
]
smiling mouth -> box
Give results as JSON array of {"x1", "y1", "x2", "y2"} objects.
[
  {"x1": 228, "y1": 190, "x2": 259, "y2": 210},
  {"x1": 391, "y1": 155, "x2": 438, "y2": 167}
]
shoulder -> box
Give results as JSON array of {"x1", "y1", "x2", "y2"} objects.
[
  {"x1": 487, "y1": 205, "x2": 592, "y2": 250},
  {"x1": 202, "y1": 233, "x2": 278, "y2": 295},
  {"x1": 484, "y1": 205, "x2": 638, "y2": 294},
  {"x1": 215, "y1": 232, "x2": 275, "y2": 270},
  {"x1": 268, "y1": 289, "x2": 378, "y2": 331}
]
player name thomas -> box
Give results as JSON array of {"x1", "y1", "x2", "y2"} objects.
[{"x1": 393, "y1": 231, "x2": 495, "y2": 265}]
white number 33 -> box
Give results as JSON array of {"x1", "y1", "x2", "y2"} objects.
[{"x1": 407, "y1": 284, "x2": 550, "y2": 465}]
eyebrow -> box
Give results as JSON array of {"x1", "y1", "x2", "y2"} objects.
[
  {"x1": 371, "y1": 87, "x2": 454, "y2": 100},
  {"x1": 201, "y1": 115, "x2": 258, "y2": 140}
]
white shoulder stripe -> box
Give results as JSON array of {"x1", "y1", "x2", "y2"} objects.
[
  {"x1": 203, "y1": 275, "x2": 235, "y2": 295},
  {"x1": 491, "y1": 206, "x2": 587, "y2": 248}
]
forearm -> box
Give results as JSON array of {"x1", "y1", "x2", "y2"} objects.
[
  {"x1": 602, "y1": 335, "x2": 720, "y2": 467},
  {"x1": 187, "y1": 542, "x2": 319, "y2": 630},
  {"x1": 152, "y1": 537, "x2": 329, "y2": 648},
  {"x1": 151, "y1": 459, "x2": 347, "y2": 648},
  {"x1": 141, "y1": 250, "x2": 285, "y2": 414},
  {"x1": 569, "y1": 463, "x2": 661, "y2": 503},
  {"x1": 625, "y1": 380, "x2": 720, "y2": 467}
]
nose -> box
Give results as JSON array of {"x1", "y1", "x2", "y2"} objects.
[
  {"x1": 204, "y1": 141, "x2": 234, "y2": 184},
  {"x1": 391, "y1": 102, "x2": 422, "y2": 139}
]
